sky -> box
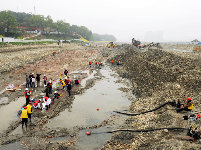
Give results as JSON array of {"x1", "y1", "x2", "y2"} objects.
[{"x1": 1, "y1": 0, "x2": 201, "y2": 42}]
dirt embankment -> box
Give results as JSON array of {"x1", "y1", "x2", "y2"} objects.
[
  {"x1": 1, "y1": 43, "x2": 201, "y2": 149},
  {"x1": 101, "y1": 45, "x2": 201, "y2": 149}
]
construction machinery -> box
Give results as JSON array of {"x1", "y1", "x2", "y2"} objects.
[
  {"x1": 107, "y1": 42, "x2": 118, "y2": 48},
  {"x1": 193, "y1": 46, "x2": 201, "y2": 51},
  {"x1": 132, "y1": 38, "x2": 142, "y2": 48},
  {"x1": 148, "y1": 42, "x2": 161, "y2": 50}
]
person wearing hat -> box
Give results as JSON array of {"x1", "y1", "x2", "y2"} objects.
[
  {"x1": 27, "y1": 102, "x2": 33, "y2": 122},
  {"x1": 24, "y1": 88, "x2": 31, "y2": 105},
  {"x1": 74, "y1": 76, "x2": 79, "y2": 85},
  {"x1": 43, "y1": 75, "x2": 47, "y2": 86},
  {"x1": 43, "y1": 96, "x2": 51, "y2": 110},
  {"x1": 21, "y1": 106, "x2": 28, "y2": 128},
  {"x1": 53, "y1": 91, "x2": 60, "y2": 102},
  {"x1": 33, "y1": 99, "x2": 41, "y2": 109},
  {"x1": 177, "y1": 97, "x2": 193, "y2": 112}
]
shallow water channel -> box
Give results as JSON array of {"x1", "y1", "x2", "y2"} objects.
[
  {"x1": 46, "y1": 65, "x2": 132, "y2": 149},
  {"x1": 0, "y1": 97, "x2": 24, "y2": 133},
  {"x1": 47, "y1": 66, "x2": 131, "y2": 129}
]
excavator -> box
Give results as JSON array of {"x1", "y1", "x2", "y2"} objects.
[
  {"x1": 132, "y1": 38, "x2": 143, "y2": 48},
  {"x1": 106, "y1": 42, "x2": 118, "y2": 48}
]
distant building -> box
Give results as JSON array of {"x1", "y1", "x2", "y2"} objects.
[
  {"x1": 191, "y1": 39, "x2": 200, "y2": 44},
  {"x1": 191, "y1": 39, "x2": 200, "y2": 42}
]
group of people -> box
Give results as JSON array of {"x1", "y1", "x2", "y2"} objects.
[
  {"x1": 26, "y1": 73, "x2": 44, "y2": 88},
  {"x1": 111, "y1": 59, "x2": 121, "y2": 65},
  {"x1": 60, "y1": 69, "x2": 72, "y2": 96},
  {"x1": 20, "y1": 102, "x2": 33, "y2": 128},
  {"x1": 89, "y1": 60, "x2": 103, "y2": 69}
]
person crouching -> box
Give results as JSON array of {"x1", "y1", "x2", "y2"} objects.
[
  {"x1": 34, "y1": 99, "x2": 41, "y2": 109},
  {"x1": 53, "y1": 91, "x2": 60, "y2": 102}
]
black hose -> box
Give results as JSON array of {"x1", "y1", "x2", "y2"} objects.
[
  {"x1": 114, "y1": 102, "x2": 170, "y2": 116},
  {"x1": 107, "y1": 127, "x2": 186, "y2": 133}
]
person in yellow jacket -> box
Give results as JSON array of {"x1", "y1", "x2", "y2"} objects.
[
  {"x1": 177, "y1": 97, "x2": 193, "y2": 112},
  {"x1": 61, "y1": 80, "x2": 65, "y2": 91},
  {"x1": 21, "y1": 106, "x2": 28, "y2": 128},
  {"x1": 27, "y1": 102, "x2": 33, "y2": 122}
]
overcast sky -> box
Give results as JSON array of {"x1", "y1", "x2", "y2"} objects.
[{"x1": 1, "y1": 0, "x2": 201, "y2": 42}]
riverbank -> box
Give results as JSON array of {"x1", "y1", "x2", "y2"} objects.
[{"x1": 1, "y1": 43, "x2": 201, "y2": 149}]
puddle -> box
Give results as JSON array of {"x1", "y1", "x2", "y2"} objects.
[
  {"x1": 0, "y1": 97, "x2": 9, "y2": 104},
  {"x1": 80, "y1": 70, "x2": 97, "y2": 87},
  {"x1": 0, "y1": 140, "x2": 26, "y2": 150},
  {"x1": 76, "y1": 127, "x2": 112, "y2": 150},
  {"x1": 172, "y1": 49, "x2": 192, "y2": 52},
  {"x1": 0, "y1": 97, "x2": 25, "y2": 133},
  {"x1": 47, "y1": 66, "x2": 132, "y2": 129}
]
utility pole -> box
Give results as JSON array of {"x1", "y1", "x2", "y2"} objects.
[{"x1": 34, "y1": 6, "x2": 36, "y2": 14}]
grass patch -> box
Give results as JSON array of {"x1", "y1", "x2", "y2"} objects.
[{"x1": 0, "y1": 42, "x2": 7, "y2": 45}]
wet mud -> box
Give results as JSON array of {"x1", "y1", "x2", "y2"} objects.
[{"x1": 1, "y1": 43, "x2": 201, "y2": 149}]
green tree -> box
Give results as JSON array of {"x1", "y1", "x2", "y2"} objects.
[
  {"x1": 44, "y1": 15, "x2": 53, "y2": 33},
  {"x1": 29, "y1": 15, "x2": 44, "y2": 31},
  {"x1": 0, "y1": 11, "x2": 17, "y2": 35},
  {"x1": 56, "y1": 20, "x2": 70, "y2": 35}
]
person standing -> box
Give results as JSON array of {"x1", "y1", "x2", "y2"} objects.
[
  {"x1": 64, "y1": 68, "x2": 68, "y2": 76},
  {"x1": 27, "y1": 102, "x2": 32, "y2": 122},
  {"x1": 89, "y1": 61, "x2": 92, "y2": 68},
  {"x1": 29, "y1": 73, "x2": 33, "y2": 88},
  {"x1": 24, "y1": 88, "x2": 31, "y2": 105},
  {"x1": 21, "y1": 106, "x2": 28, "y2": 128},
  {"x1": 43, "y1": 75, "x2": 47, "y2": 86},
  {"x1": 44, "y1": 85, "x2": 49, "y2": 97},
  {"x1": 47, "y1": 81, "x2": 52, "y2": 94},
  {"x1": 36, "y1": 73, "x2": 41, "y2": 87},
  {"x1": 32, "y1": 74, "x2": 36, "y2": 88},
  {"x1": 26, "y1": 75, "x2": 29, "y2": 88},
  {"x1": 61, "y1": 80, "x2": 66, "y2": 91},
  {"x1": 67, "y1": 80, "x2": 72, "y2": 96},
  {"x1": 111, "y1": 59, "x2": 114, "y2": 65}
]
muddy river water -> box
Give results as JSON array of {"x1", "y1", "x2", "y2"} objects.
[{"x1": 0, "y1": 65, "x2": 133, "y2": 149}]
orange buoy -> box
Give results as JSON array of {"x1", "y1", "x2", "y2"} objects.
[
  {"x1": 97, "y1": 108, "x2": 99, "y2": 111},
  {"x1": 86, "y1": 132, "x2": 91, "y2": 135}
]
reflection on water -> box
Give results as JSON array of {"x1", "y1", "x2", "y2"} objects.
[
  {"x1": 47, "y1": 66, "x2": 131, "y2": 129},
  {"x1": 0, "y1": 97, "x2": 25, "y2": 133},
  {"x1": 0, "y1": 97, "x2": 8, "y2": 104}
]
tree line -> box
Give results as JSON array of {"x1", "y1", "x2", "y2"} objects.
[{"x1": 0, "y1": 10, "x2": 117, "y2": 41}]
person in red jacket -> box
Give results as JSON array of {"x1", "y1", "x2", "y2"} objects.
[
  {"x1": 24, "y1": 88, "x2": 31, "y2": 105},
  {"x1": 33, "y1": 99, "x2": 41, "y2": 109},
  {"x1": 89, "y1": 61, "x2": 92, "y2": 68},
  {"x1": 47, "y1": 81, "x2": 52, "y2": 94}
]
